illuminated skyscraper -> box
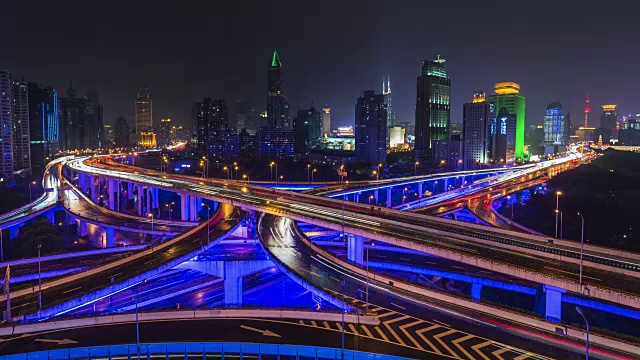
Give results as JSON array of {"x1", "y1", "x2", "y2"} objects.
[
  {"x1": 488, "y1": 82, "x2": 526, "y2": 161},
  {"x1": 113, "y1": 116, "x2": 130, "y2": 147},
  {"x1": 267, "y1": 50, "x2": 287, "y2": 129},
  {"x1": 414, "y1": 56, "x2": 450, "y2": 164},
  {"x1": 135, "y1": 86, "x2": 153, "y2": 136},
  {"x1": 84, "y1": 89, "x2": 104, "y2": 149},
  {"x1": 11, "y1": 80, "x2": 31, "y2": 174},
  {"x1": 59, "y1": 84, "x2": 86, "y2": 151},
  {"x1": 355, "y1": 90, "x2": 387, "y2": 165},
  {"x1": 322, "y1": 106, "x2": 331, "y2": 137},
  {"x1": 157, "y1": 118, "x2": 172, "y2": 147},
  {"x1": 383, "y1": 76, "x2": 395, "y2": 128},
  {"x1": 0, "y1": 71, "x2": 14, "y2": 183},
  {"x1": 462, "y1": 90, "x2": 490, "y2": 169},
  {"x1": 193, "y1": 98, "x2": 228, "y2": 151},
  {"x1": 543, "y1": 102, "x2": 564, "y2": 144},
  {"x1": 599, "y1": 104, "x2": 617, "y2": 144},
  {"x1": 27, "y1": 82, "x2": 59, "y2": 176}
]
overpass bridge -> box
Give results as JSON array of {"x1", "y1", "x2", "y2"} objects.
[{"x1": 61, "y1": 155, "x2": 640, "y2": 313}]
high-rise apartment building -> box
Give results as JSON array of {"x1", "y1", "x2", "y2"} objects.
[
  {"x1": 488, "y1": 82, "x2": 525, "y2": 161},
  {"x1": 267, "y1": 50, "x2": 287, "y2": 129},
  {"x1": 84, "y1": 89, "x2": 104, "y2": 149},
  {"x1": 293, "y1": 107, "x2": 322, "y2": 155},
  {"x1": 257, "y1": 125, "x2": 295, "y2": 161},
  {"x1": 59, "y1": 85, "x2": 86, "y2": 151},
  {"x1": 0, "y1": 71, "x2": 14, "y2": 183},
  {"x1": 544, "y1": 102, "x2": 564, "y2": 145},
  {"x1": 414, "y1": 56, "x2": 451, "y2": 164},
  {"x1": 355, "y1": 90, "x2": 387, "y2": 165},
  {"x1": 193, "y1": 98, "x2": 228, "y2": 151},
  {"x1": 491, "y1": 108, "x2": 516, "y2": 166},
  {"x1": 11, "y1": 80, "x2": 31, "y2": 174},
  {"x1": 27, "y1": 82, "x2": 59, "y2": 176},
  {"x1": 135, "y1": 87, "x2": 153, "y2": 136},
  {"x1": 462, "y1": 90, "x2": 490, "y2": 170},
  {"x1": 157, "y1": 118, "x2": 172, "y2": 147},
  {"x1": 600, "y1": 104, "x2": 617, "y2": 144},
  {"x1": 113, "y1": 116, "x2": 131, "y2": 148},
  {"x1": 322, "y1": 106, "x2": 331, "y2": 137}
]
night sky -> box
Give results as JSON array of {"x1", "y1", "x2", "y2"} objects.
[{"x1": 3, "y1": 1, "x2": 639, "y2": 129}]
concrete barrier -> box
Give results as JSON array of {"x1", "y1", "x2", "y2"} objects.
[{"x1": 0, "y1": 309, "x2": 379, "y2": 336}]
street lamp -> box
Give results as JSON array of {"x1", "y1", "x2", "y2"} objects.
[
  {"x1": 507, "y1": 195, "x2": 513, "y2": 219},
  {"x1": 223, "y1": 166, "x2": 231, "y2": 180},
  {"x1": 373, "y1": 170, "x2": 378, "y2": 182},
  {"x1": 576, "y1": 306, "x2": 590, "y2": 360},
  {"x1": 202, "y1": 203, "x2": 210, "y2": 244},
  {"x1": 555, "y1": 191, "x2": 562, "y2": 238},
  {"x1": 312, "y1": 168, "x2": 317, "y2": 183},
  {"x1": 165, "y1": 202, "x2": 174, "y2": 232},
  {"x1": 234, "y1": 166, "x2": 238, "y2": 180},
  {"x1": 243, "y1": 174, "x2": 249, "y2": 183},
  {"x1": 578, "y1": 212, "x2": 585, "y2": 285},
  {"x1": 269, "y1": 162, "x2": 274, "y2": 182},
  {"x1": 377, "y1": 163, "x2": 382, "y2": 181},
  {"x1": 148, "y1": 213, "x2": 154, "y2": 243},
  {"x1": 368, "y1": 195, "x2": 373, "y2": 205},
  {"x1": 307, "y1": 164, "x2": 311, "y2": 183},
  {"x1": 38, "y1": 243, "x2": 42, "y2": 311},
  {"x1": 29, "y1": 181, "x2": 36, "y2": 202},
  {"x1": 414, "y1": 161, "x2": 419, "y2": 176},
  {"x1": 135, "y1": 279, "x2": 148, "y2": 360}
]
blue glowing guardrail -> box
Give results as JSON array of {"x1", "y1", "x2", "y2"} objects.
[{"x1": 0, "y1": 342, "x2": 411, "y2": 360}]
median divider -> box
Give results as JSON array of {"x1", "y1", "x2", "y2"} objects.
[
  {"x1": 289, "y1": 219, "x2": 640, "y2": 357},
  {"x1": 0, "y1": 308, "x2": 379, "y2": 336}
]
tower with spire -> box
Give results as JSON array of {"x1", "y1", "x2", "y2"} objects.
[
  {"x1": 584, "y1": 93, "x2": 591, "y2": 127},
  {"x1": 267, "y1": 50, "x2": 287, "y2": 129},
  {"x1": 383, "y1": 75, "x2": 395, "y2": 128}
]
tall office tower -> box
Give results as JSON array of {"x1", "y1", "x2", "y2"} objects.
[
  {"x1": 564, "y1": 113, "x2": 572, "y2": 145},
  {"x1": 543, "y1": 102, "x2": 564, "y2": 145},
  {"x1": 491, "y1": 108, "x2": 516, "y2": 166},
  {"x1": 0, "y1": 71, "x2": 14, "y2": 183},
  {"x1": 103, "y1": 125, "x2": 113, "y2": 142},
  {"x1": 27, "y1": 82, "x2": 59, "y2": 176},
  {"x1": 293, "y1": 106, "x2": 322, "y2": 155},
  {"x1": 267, "y1": 50, "x2": 286, "y2": 128},
  {"x1": 84, "y1": 89, "x2": 104, "y2": 149},
  {"x1": 600, "y1": 105, "x2": 617, "y2": 143},
  {"x1": 193, "y1": 98, "x2": 228, "y2": 151},
  {"x1": 235, "y1": 100, "x2": 249, "y2": 131},
  {"x1": 135, "y1": 87, "x2": 153, "y2": 136},
  {"x1": 157, "y1": 118, "x2": 172, "y2": 147},
  {"x1": 383, "y1": 76, "x2": 396, "y2": 128},
  {"x1": 414, "y1": 56, "x2": 451, "y2": 164},
  {"x1": 584, "y1": 93, "x2": 591, "y2": 127},
  {"x1": 462, "y1": 90, "x2": 491, "y2": 170},
  {"x1": 355, "y1": 90, "x2": 388, "y2": 165},
  {"x1": 113, "y1": 116, "x2": 131, "y2": 148},
  {"x1": 322, "y1": 106, "x2": 331, "y2": 137},
  {"x1": 488, "y1": 82, "x2": 525, "y2": 161},
  {"x1": 11, "y1": 80, "x2": 31, "y2": 174},
  {"x1": 59, "y1": 85, "x2": 87, "y2": 151}
]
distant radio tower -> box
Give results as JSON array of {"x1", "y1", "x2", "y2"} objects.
[{"x1": 584, "y1": 93, "x2": 591, "y2": 127}]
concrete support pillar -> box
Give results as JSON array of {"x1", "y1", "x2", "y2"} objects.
[
  {"x1": 136, "y1": 184, "x2": 144, "y2": 216},
  {"x1": 152, "y1": 188, "x2": 160, "y2": 209},
  {"x1": 354, "y1": 192, "x2": 360, "y2": 203},
  {"x1": 89, "y1": 175, "x2": 97, "y2": 202},
  {"x1": 46, "y1": 210, "x2": 55, "y2": 224},
  {"x1": 196, "y1": 198, "x2": 202, "y2": 213},
  {"x1": 146, "y1": 187, "x2": 152, "y2": 216},
  {"x1": 180, "y1": 194, "x2": 190, "y2": 221},
  {"x1": 106, "y1": 179, "x2": 114, "y2": 210},
  {"x1": 104, "y1": 227, "x2": 115, "y2": 248},
  {"x1": 189, "y1": 196, "x2": 198, "y2": 222},
  {"x1": 386, "y1": 188, "x2": 392, "y2": 208},
  {"x1": 347, "y1": 235, "x2": 364, "y2": 266},
  {"x1": 444, "y1": 178, "x2": 449, "y2": 192},
  {"x1": 471, "y1": 283, "x2": 482, "y2": 302},
  {"x1": 223, "y1": 262, "x2": 243, "y2": 307},
  {"x1": 418, "y1": 182, "x2": 423, "y2": 199},
  {"x1": 115, "y1": 180, "x2": 120, "y2": 212},
  {"x1": 66, "y1": 213, "x2": 76, "y2": 226},
  {"x1": 79, "y1": 221, "x2": 88, "y2": 237},
  {"x1": 127, "y1": 182, "x2": 134, "y2": 200},
  {"x1": 8, "y1": 225, "x2": 21, "y2": 240},
  {"x1": 543, "y1": 285, "x2": 565, "y2": 323},
  {"x1": 374, "y1": 189, "x2": 379, "y2": 204}
]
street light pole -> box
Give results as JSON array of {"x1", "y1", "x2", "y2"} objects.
[
  {"x1": 578, "y1": 212, "x2": 585, "y2": 285},
  {"x1": 341, "y1": 277, "x2": 345, "y2": 358},
  {"x1": 135, "y1": 279, "x2": 147, "y2": 360},
  {"x1": 307, "y1": 164, "x2": 311, "y2": 183},
  {"x1": 414, "y1": 161, "x2": 419, "y2": 176},
  {"x1": 576, "y1": 306, "x2": 590, "y2": 360},
  {"x1": 37, "y1": 243, "x2": 42, "y2": 312},
  {"x1": 366, "y1": 242, "x2": 374, "y2": 310},
  {"x1": 312, "y1": 168, "x2": 316, "y2": 183},
  {"x1": 555, "y1": 191, "x2": 562, "y2": 237},
  {"x1": 148, "y1": 213, "x2": 154, "y2": 243}
]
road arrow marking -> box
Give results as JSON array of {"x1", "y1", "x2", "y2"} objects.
[
  {"x1": 451, "y1": 334, "x2": 476, "y2": 360},
  {"x1": 35, "y1": 338, "x2": 78, "y2": 345},
  {"x1": 240, "y1": 325, "x2": 281, "y2": 337},
  {"x1": 470, "y1": 340, "x2": 493, "y2": 360},
  {"x1": 491, "y1": 346, "x2": 511, "y2": 360}
]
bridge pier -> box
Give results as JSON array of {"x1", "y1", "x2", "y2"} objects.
[
  {"x1": 386, "y1": 188, "x2": 392, "y2": 208},
  {"x1": 127, "y1": 182, "x2": 134, "y2": 201},
  {"x1": 146, "y1": 187, "x2": 152, "y2": 215},
  {"x1": 180, "y1": 194, "x2": 190, "y2": 221},
  {"x1": 46, "y1": 209, "x2": 55, "y2": 224},
  {"x1": 104, "y1": 227, "x2": 115, "y2": 248},
  {"x1": 354, "y1": 192, "x2": 360, "y2": 203},
  {"x1": 535, "y1": 284, "x2": 565, "y2": 323},
  {"x1": 89, "y1": 175, "x2": 97, "y2": 202},
  {"x1": 79, "y1": 220, "x2": 88, "y2": 237},
  {"x1": 152, "y1": 188, "x2": 160, "y2": 209},
  {"x1": 107, "y1": 179, "x2": 115, "y2": 210},
  {"x1": 8, "y1": 224, "x2": 22, "y2": 241},
  {"x1": 137, "y1": 184, "x2": 144, "y2": 216},
  {"x1": 347, "y1": 235, "x2": 364, "y2": 266},
  {"x1": 471, "y1": 283, "x2": 482, "y2": 302},
  {"x1": 418, "y1": 182, "x2": 423, "y2": 198},
  {"x1": 374, "y1": 189, "x2": 379, "y2": 204}
]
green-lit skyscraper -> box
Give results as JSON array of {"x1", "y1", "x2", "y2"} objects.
[{"x1": 488, "y1": 82, "x2": 526, "y2": 161}]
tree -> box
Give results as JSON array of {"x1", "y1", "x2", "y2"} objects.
[{"x1": 10, "y1": 218, "x2": 64, "y2": 259}]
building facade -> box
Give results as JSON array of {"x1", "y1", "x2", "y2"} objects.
[
  {"x1": 84, "y1": 89, "x2": 104, "y2": 149},
  {"x1": 488, "y1": 82, "x2": 525, "y2": 161},
  {"x1": 462, "y1": 90, "x2": 490, "y2": 170},
  {"x1": 267, "y1": 50, "x2": 287, "y2": 129},
  {"x1": 355, "y1": 90, "x2": 387, "y2": 165},
  {"x1": 135, "y1": 87, "x2": 153, "y2": 138},
  {"x1": 0, "y1": 71, "x2": 14, "y2": 183},
  {"x1": 194, "y1": 98, "x2": 228, "y2": 152},
  {"x1": 113, "y1": 116, "x2": 131, "y2": 148},
  {"x1": 11, "y1": 80, "x2": 31, "y2": 175},
  {"x1": 599, "y1": 104, "x2": 617, "y2": 144},
  {"x1": 414, "y1": 56, "x2": 450, "y2": 164},
  {"x1": 322, "y1": 107, "x2": 331, "y2": 138},
  {"x1": 433, "y1": 134, "x2": 462, "y2": 170},
  {"x1": 27, "y1": 82, "x2": 59, "y2": 176},
  {"x1": 59, "y1": 86, "x2": 86, "y2": 151},
  {"x1": 257, "y1": 125, "x2": 295, "y2": 161},
  {"x1": 544, "y1": 102, "x2": 564, "y2": 145},
  {"x1": 491, "y1": 108, "x2": 517, "y2": 166},
  {"x1": 157, "y1": 118, "x2": 172, "y2": 147}
]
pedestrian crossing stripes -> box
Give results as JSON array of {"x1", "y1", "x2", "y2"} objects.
[{"x1": 297, "y1": 289, "x2": 552, "y2": 360}]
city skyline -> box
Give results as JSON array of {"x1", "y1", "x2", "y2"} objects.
[{"x1": 3, "y1": 2, "x2": 639, "y2": 129}]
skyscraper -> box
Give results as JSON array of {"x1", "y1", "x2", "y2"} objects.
[
  {"x1": 491, "y1": 108, "x2": 516, "y2": 166},
  {"x1": 355, "y1": 90, "x2": 387, "y2": 165},
  {"x1": 193, "y1": 98, "x2": 228, "y2": 151},
  {"x1": 135, "y1": 87, "x2": 153, "y2": 136},
  {"x1": 600, "y1": 104, "x2": 617, "y2": 138},
  {"x1": 59, "y1": 85, "x2": 87, "y2": 151},
  {"x1": 0, "y1": 71, "x2": 14, "y2": 183},
  {"x1": 293, "y1": 106, "x2": 322, "y2": 155},
  {"x1": 84, "y1": 89, "x2": 104, "y2": 149},
  {"x1": 157, "y1": 118, "x2": 172, "y2": 147},
  {"x1": 113, "y1": 116, "x2": 131, "y2": 148},
  {"x1": 488, "y1": 82, "x2": 526, "y2": 161},
  {"x1": 414, "y1": 56, "x2": 451, "y2": 164},
  {"x1": 27, "y1": 82, "x2": 58, "y2": 176},
  {"x1": 462, "y1": 90, "x2": 491, "y2": 169},
  {"x1": 544, "y1": 102, "x2": 564, "y2": 145},
  {"x1": 11, "y1": 80, "x2": 31, "y2": 174},
  {"x1": 383, "y1": 76, "x2": 395, "y2": 128},
  {"x1": 267, "y1": 50, "x2": 286, "y2": 128},
  {"x1": 322, "y1": 106, "x2": 331, "y2": 137}
]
